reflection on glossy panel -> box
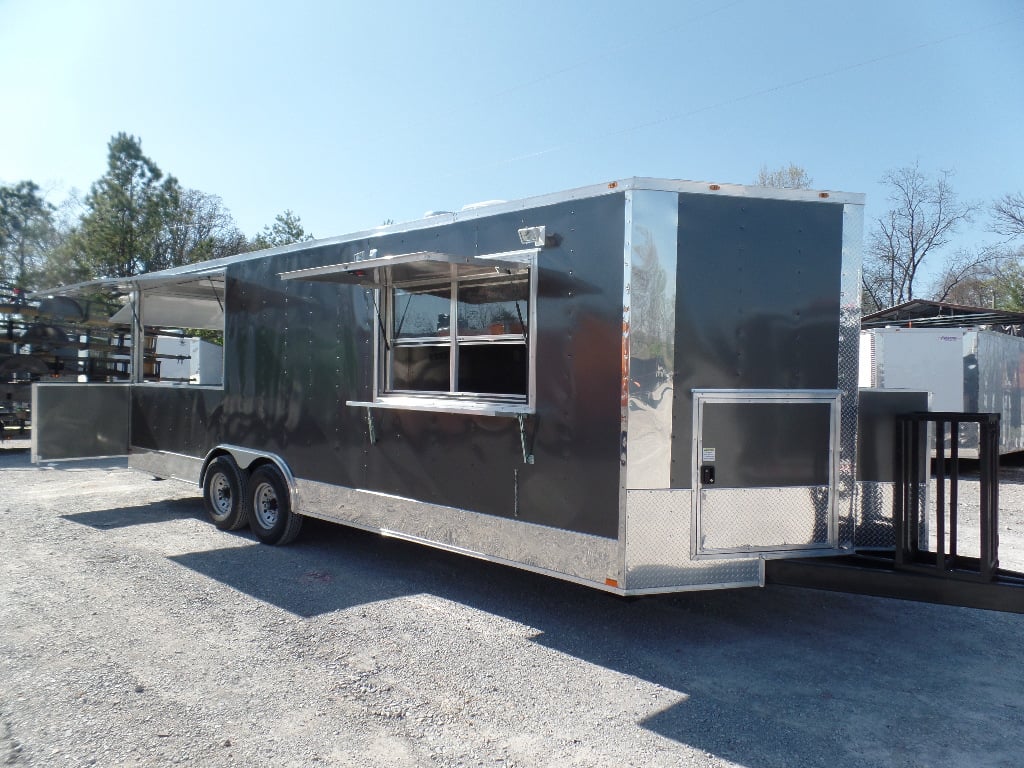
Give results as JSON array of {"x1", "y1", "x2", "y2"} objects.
[
  {"x1": 626, "y1": 190, "x2": 678, "y2": 490},
  {"x1": 392, "y1": 345, "x2": 450, "y2": 391},
  {"x1": 393, "y1": 286, "x2": 450, "y2": 339},
  {"x1": 457, "y1": 278, "x2": 528, "y2": 337},
  {"x1": 296, "y1": 478, "x2": 622, "y2": 588}
]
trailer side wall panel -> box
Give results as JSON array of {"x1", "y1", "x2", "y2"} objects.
[
  {"x1": 670, "y1": 194, "x2": 845, "y2": 488},
  {"x1": 219, "y1": 196, "x2": 627, "y2": 539}
]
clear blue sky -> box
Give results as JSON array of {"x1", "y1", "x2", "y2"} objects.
[{"x1": 2, "y1": 0, "x2": 1022, "y2": 284}]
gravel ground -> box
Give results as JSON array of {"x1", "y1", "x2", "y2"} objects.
[{"x1": 2, "y1": 445, "x2": 1024, "y2": 768}]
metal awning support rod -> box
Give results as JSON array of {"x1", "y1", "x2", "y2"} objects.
[
  {"x1": 518, "y1": 414, "x2": 534, "y2": 465},
  {"x1": 130, "y1": 289, "x2": 144, "y2": 384}
]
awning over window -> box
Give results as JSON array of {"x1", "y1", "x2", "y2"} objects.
[
  {"x1": 108, "y1": 291, "x2": 224, "y2": 331},
  {"x1": 33, "y1": 269, "x2": 226, "y2": 331},
  {"x1": 279, "y1": 248, "x2": 536, "y2": 287}
]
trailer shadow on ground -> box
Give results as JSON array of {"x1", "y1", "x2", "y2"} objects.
[
  {"x1": 63, "y1": 498, "x2": 207, "y2": 530},
  {"x1": 16, "y1": 438, "x2": 1020, "y2": 767},
  {"x1": 8, "y1": 429, "x2": 1022, "y2": 767},
  {"x1": 164, "y1": 517, "x2": 1024, "y2": 768}
]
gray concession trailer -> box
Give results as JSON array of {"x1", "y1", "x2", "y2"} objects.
[{"x1": 33, "y1": 178, "x2": 866, "y2": 595}]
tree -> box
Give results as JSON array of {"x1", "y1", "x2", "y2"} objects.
[
  {"x1": 36, "y1": 190, "x2": 91, "y2": 289},
  {"x1": 930, "y1": 247, "x2": 1008, "y2": 306},
  {"x1": 755, "y1": 163, "x2": 813, "y2": 190},
  {"x1": 862, "y1": 162, "x2": 978, "y2": 312},
  {"x1": 153, "y1": 188, "x2": 248, "y2": 268},
  {"x1": 250, "y1": 209, "x2": 313, "y2": 250},
  {"x1": 0, "y1": 180, "x2": 56, "y2": 287},
  {"x1": 992, "y1": 192, "x2": 1024, "y2": 239},
  {"x1": 76, "y1": 133, "x2": 182, "y2": 278},
  {"x1": 992, "y1": 261, "x2": 1024, "y2": 312}
]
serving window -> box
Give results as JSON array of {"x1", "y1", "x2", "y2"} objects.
[
  {"x1": 279, "y1": 248, "x2": 537, "y2": 416},
  {"x1": 388, "y1": 272, "x2": 529, "y2": 398},
  {"x1": 107, "y1": 275, "x2": 226, "y2": 388}
]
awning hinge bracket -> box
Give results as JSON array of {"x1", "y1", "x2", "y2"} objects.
[
  {"x1": 366, "y1": 407, "x2": 377, "y2": 445},
  {"x1": 517, "y1": 414, "x2": 535, "y2": 465}
]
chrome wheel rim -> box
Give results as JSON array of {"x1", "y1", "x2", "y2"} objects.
[{"x1": 253, "y1": 481, "x2": 279, "y2": 529}]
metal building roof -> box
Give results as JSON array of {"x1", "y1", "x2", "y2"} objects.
[{"x1": 862, "y1": 299, "x2": 1024, "y2": 332}]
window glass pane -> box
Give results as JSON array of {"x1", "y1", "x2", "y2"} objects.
[
  {"x1": 456, "y1": 278, "x2": 528, "y2": 337},
  {"x1": 393, "y1": 286, "x2": 451, "y2": 339},
  {"x1": 392, "y1": 345, "x2": 450, "y2": 391},
  {"x1": 457, "y1": 343, "x2": 527, "y2": 395}
]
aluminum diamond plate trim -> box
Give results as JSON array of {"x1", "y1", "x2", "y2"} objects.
[
  {"x1": 855, "y1": 481, "x2": 896, "y2": 549},
  {"x1": 855, "y1": 480, "x2": 930, "y2": 550},
  {"x1": 624, "y1": 490, "x2": 762, "y2": 591},
  {"x1": 697, "y1": 486, "x2": 831, "y2": 554},
  {"x1": 836, "y1": 203, "x2": 864, "y2": 550}
]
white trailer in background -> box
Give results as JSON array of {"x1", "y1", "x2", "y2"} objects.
[
  {"x1": 154, "y1": 336, "x2": 223, "y2": 386},
  {"x1": 860, "y1": 326, "x2": 1024, "y2": 455}
]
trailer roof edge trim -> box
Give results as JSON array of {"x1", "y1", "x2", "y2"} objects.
[
  {"x1": 628, "y1": 177, "x2": 864, "y2": 205},
  {"x1": 31, "y1": 265, "x2": 227, "y2": 299},
  {"x1": 30, "y1": 177, "x2": 863, "y2": 298},
  {"x1": 279, "y1": 248, "x2": 536, "y2": 286}
]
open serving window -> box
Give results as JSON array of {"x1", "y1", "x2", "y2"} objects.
[
  {"x1": 281, "y1": 249, "x2": 538, "y2": 416},
  {"x1": 108, "y1": 270, "x2": 226, "y2": 387},
  {"x1": 32, "y1": 266, "x2": 226, "y2": 387}
]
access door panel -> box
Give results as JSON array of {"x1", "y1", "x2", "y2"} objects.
[{"x1": 693, "y1": 390, "x2": 840, "y2": 557}]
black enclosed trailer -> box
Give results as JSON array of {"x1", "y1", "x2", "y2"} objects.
[{"x1": 33, "y1": 178, "x2": 867, "y2": 595}]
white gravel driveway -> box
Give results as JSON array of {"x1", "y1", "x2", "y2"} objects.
[{"x1": 2, "y1": 447, "x2": 1023, "y2": 767}]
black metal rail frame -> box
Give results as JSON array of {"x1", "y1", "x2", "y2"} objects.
[{"x1": 895, "y1": 412, "x2": 1000, "y2": 582}]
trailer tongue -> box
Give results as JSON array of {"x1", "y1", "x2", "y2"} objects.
[{"x1": 768, "y1": 411, "x2": 1024, "y2": 614}]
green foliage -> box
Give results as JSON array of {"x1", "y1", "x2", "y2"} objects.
[
  {"x1": 938, "y1": 255, "x2": 1024, "y2": 311},
  {"x1": 37, "y1": 238, "x2": 93, "y2": 288},
  {"x1": 75, "y1": 133, "x2": 182, "y2": 278},
  {"x1": 1000, "y1": 259, "x2": 1024, "y2": 311},
  {"x1": 250, "y1": 210, "x2": 313, "y2": 250},
  {"x1": 53, "y1": 134, "x2": 252, "y2": 285},
  {"x1": 154, "y1": 188, "x2": 249, "y2": 267},
  {"x1": 0, "y1": 180, "x2": 56, "y2": 287}
]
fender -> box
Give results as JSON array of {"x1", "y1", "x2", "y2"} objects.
[{"x1": 200, "y1": 445, "x2": 300, "y2": 516}]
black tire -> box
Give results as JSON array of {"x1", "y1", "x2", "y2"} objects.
[
  {"x1": 202, "y1": 456, "x2": 249, "y2": 531},
  {"x1": 246, "y1": 464, "x2": 303, "y2": 545}
]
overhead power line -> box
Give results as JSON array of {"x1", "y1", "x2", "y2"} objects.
[{"x1": 447, "y1": 11, "x2": 1024, "y2": 178}]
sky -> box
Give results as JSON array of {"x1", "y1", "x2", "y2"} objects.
[{"x1": 1, "y1": 0, "x2": 1022, "y2": 288}]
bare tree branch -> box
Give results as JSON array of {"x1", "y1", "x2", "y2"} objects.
[
  {"x1": 755, "y1": 163, "x2": 813, "y2": 190},
  {"x1": 930, "y1": 247, "x2": 1004, "y2": 304},
  {"x1": 862, "y1": 162, "x2": 978, "y2": 309},
  {"x1": 992, "y1": 192, "x2": 1024, "y2": 239}
]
